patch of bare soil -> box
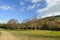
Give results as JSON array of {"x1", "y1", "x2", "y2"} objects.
[{"x1": 0, "y1": 31, "x2": 18, "y2": 40}]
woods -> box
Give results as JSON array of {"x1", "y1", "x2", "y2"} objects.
[{"x1": 0, "y1": 15, "x2": 60, "y2": 31}]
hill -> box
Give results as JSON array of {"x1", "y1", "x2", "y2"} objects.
[
  {"x1": 22, "y1": 15, "x2": 60, "y2": 31},
  {"x1": 0, "y1": 15, "x2": 60, "y2": 31}
]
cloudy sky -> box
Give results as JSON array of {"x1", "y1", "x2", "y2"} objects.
[{"x1": 0, "y1": 0, "x2": 60, "y2": 23}]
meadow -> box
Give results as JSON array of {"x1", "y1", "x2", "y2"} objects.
[
  {"x1": 9, "y1": 30, "x2": 60, "y2": 40},
  {"x1": 0, "y1": 32, "x2": 1, "y2": 35}
]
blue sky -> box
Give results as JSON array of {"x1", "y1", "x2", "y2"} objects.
[{"x1": 0, "y1": 0, "x2": 60, "y2": 23}]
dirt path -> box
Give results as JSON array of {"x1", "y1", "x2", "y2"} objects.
[{"x1": 0, "y1": 31, "x2": 18, "y2": 40}]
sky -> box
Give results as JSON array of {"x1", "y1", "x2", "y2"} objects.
[{"x1": 0, "y1": 0, "x2": 60, "y2": 23}]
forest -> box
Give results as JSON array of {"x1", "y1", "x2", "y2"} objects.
[{"x1": 0, "y1": 15, "x2": 60, "y2": 31}]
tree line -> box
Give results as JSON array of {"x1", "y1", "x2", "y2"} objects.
[{"x1": 0, "y1": 15, "x2": 60, "y2": 31}]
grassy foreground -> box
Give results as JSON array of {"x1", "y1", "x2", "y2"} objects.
[
  {"x1": 8, "y1": 30, "x2": 60, "y2": 40},
  {"x1": 0, "y1": 32, "x2": 1, "y2": 35}
]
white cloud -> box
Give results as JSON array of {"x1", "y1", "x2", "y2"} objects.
[
  {"x1": 37, "y1": 4, "x2": 41, "y2": 7},
  {"x1": 37, "y1": 0, "x2": 60, "y2": 18},
  {"x1": 20, "y1": 2, "x2": 24, "y2": 5},
  {"x1": 0, "y1": 20, "x2": 8, "y2": 23},
  {"x1": 41, "y1": 12, "x2": 60, "y2": 18},
  {"x1": 31, "y1": 0, "x2": 41, "y2": 3},
  {"x1": 27, "y1": 4, "x2": 41, "y2": 10},
  {"x1": 37, "y1": 0, "x2": 58, "y2": 13},
  {"x1": 27, "y1": 4, "x2": 36, "y2": 10},
  {"x1": 0, "y1": 5, "x2": 12, "y2": 10}
]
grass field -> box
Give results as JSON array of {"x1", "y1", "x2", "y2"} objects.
[
  {"x1": 9, "y1": 30, "x2": 60, "y2": 40},
  {"x1": 0, "y1": 32, "x2": 1, "y2": 35}
]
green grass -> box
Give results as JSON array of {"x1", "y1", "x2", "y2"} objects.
[
  {"x1": 9, "y1": 30, "x2": 60, "y2": 37},
  {"x1": 0, "y1": 28, "x2": 60, "y2": 40},
  {"x1": 0, "y1": 31, "x2": 2, "y2": 35},
  {"x1": 9, "y1": 30, "x2": 60, "y2": 40}
]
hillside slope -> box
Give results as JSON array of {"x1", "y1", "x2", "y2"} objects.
[{"x1": 23, "y1": 15, "x2": 60, "y2": 30}]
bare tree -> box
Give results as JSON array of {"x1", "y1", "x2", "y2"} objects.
[{"x1": 7, "y1": 19, "x2": 18, "y2": 29}]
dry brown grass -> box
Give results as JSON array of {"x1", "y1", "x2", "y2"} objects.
[{"x1": 0, "y1": 31, "x2": 17, "y2": 40}]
